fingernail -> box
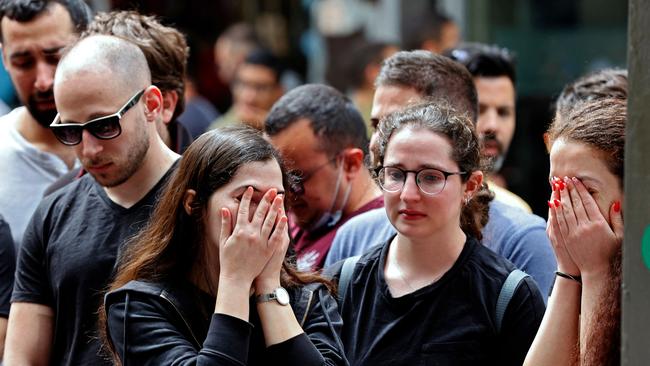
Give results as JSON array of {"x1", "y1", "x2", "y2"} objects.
[
  {"x1": 551, "y1": 183, "x2": 557, "y2": 191},
  {"x1": 554, "y1": 199, "x2": 561, "y2": 208},
  {"x1": 613, "y1": 201, "x2": 621, "y2": 213},
  {"x1": 547, "y1": 200, "x2": 554, "y2": 209}
]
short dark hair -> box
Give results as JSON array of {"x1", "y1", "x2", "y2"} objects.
[
  {"x1": 554, "y1": 68, "x2": 627, "y2": 118},
  {"x1": 375, "y1": 50, "x2": 478, "y2": 123},
  {"x1": 265, "y1": 84, "x2": 369, "y2": 157},
  {"x1": 84, "y1": 11, "x2": 189, "y2": 120},
  {"x1": 0, "y1": 0, "x2": 92, "y2": 41},
  {"x1": 241, "y1": 48, "x2": 284, "y2": 83},
  {"x1": 444, "y1": 42, "x2": 516, "y2": 84}
]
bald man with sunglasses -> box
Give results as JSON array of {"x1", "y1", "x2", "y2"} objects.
[{"x1": 5, "y1": 35, "x2": 179, "y2": 366}]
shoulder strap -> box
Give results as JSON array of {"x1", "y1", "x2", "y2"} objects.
[
  {"x1": 338, "y1": 255, "x2": 361, "y2": 304},
  {"x1": 495, "y1": 269, "x2": 529, "y2": 333}
]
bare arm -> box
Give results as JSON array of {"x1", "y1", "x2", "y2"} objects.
[
  {"x1": 524, "y1": 179, "x2": 581, "y2": 366},
  {"x1": 4, "y1": 302, "x2": 54, "y2": 366},
  {"x1": 0, "y1": 316, "x2": 6, "y2": 361}
]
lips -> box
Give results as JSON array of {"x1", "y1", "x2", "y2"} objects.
[
  {"x1": 85, "y1": 162, "x2": 112, "y2": 174},
  {"x1": 398, "y1": 209, "x2": 427, "y2": 220}
]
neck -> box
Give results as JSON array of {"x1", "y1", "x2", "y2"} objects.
[
  {"x1": 392, "y1": 224, "x2": 466, "y2": 275},
  {"x1": 15, "y1": 108, "x2": 77, "y2": 168},
  {"x1": 104, "y1": 135, "x2": 179, "y2": 208},
  {"x1": 343, "y1": 173, "x2": 381, "y2": 217}
]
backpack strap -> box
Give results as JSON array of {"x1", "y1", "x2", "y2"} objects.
[
  {"x1": 338, "y1": 255, "x2": 361, "y2": 304},
  {"x1": 495, "y1": 269, "x2": 529, "y2": 333}
]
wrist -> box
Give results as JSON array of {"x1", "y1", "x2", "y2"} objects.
[{"x1": 254, "y1": 279, "x2": 282, "y2": 295}]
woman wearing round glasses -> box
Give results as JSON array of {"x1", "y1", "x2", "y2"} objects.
[{"x1": 336, "y1": 102, "x2": 545, "y2": 365}]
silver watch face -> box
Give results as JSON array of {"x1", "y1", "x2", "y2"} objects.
[{"x1": 275, "y1": 287, "x2": 290, "y2": 305}]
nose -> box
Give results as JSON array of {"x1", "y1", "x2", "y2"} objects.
[
  {"x1": 478, "y1": 108, "x2": 498, "y2": 135},
  {"x1": 399, "y1": 173, "x2": 421, "y2": 202},
  {"x1": 34, "y1": 60, "x2": 56, "y2": 92},
  {"x1": 78, "y1": 130, "x2": 104, "y2": 158}
]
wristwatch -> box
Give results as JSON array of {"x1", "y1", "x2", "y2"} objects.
[{"x1": 256, "y1": 287, "x2": 290, "y2": 306}]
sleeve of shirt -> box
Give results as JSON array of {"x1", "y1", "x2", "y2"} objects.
[
  {"x1": 107, "y1": 292, "x2": 254, "y2": 366},
  {"x1": 11, "y1": 201, "x2": 54, "y2": 306},
  {"x1": 497, "y1": 276, "x2": 546, "y2": 366},
  {"x1": 0, "y1": 216, "x2": 16, "y2": 317},
  {"x1": 324, "y1": 223, "x2": 356, "y2": 268},
  {"x1": 502, "y1": 223, "x2": 557, "y2": 304},
  {"x1": 266, "y1": 286, "x2": 347, "y2": 366}
]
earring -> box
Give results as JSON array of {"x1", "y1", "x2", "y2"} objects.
[{"x1": 464, "y1": 197, "x2": 470, "y2": 205}]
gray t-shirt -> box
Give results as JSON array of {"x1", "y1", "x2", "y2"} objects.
[{"x1": 0, "y1": 107, "x2": 76, "y2": 250}]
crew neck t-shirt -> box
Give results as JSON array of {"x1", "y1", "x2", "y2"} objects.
[
  {"x1": 12, "y1": 164, "x2": 176, "y2": 366},
  {"x1": 336, "y1": 236, "x2": 545, "y2": 366}
]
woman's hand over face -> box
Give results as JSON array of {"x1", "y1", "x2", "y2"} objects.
[
  {"x1": 547, "y1": 177, "x2": 580, "y2": 275},
  {"x1": 254, "y1": 202, "x2": 290, "y2": 294},
  {"x1": 551, "y1": 177, "x2": 623, "y2": 278},
  {"x1": 218, "y1": 187, "x2": 287, "y2": 286}
]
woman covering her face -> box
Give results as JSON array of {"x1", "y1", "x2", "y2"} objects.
[
  {"x1": 525, "y1": 84, "x2": 626, "y2": 365},
  {"x1": 100, "y1": 126, "x2": 346, "y2": 365},
  {"x1": 335, "y1": 102, "x2": 545, "y2": 366}
]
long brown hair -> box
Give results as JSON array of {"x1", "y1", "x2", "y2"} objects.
[
  {"x1": 374, "y1": 101, "x2": 493, "y2": 240},
  {"x1": 99, "y1": 126, "x2": 332, "y2": 362}
]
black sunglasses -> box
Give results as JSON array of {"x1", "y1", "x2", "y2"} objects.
[{"x1": 50, "y1": 89, "x2": 145, "y2": 146}]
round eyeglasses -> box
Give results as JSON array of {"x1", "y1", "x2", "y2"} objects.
[{"x1": 374, "y1": 166, "x2": 466, "y2": 195}]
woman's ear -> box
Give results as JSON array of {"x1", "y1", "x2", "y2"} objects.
[
  {"x1": 183, "y1": 189, "x2": 197, "y2": 215},
  {"x1": 463, "y1": 171, "x2": 484, "y2": 201}
]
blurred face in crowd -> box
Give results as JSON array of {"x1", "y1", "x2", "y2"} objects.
[
  {"x1": 474, "y1": 76, "x2": 516, "y2": 171},
  {"x1": 549, "y1": 138, "x2": 623, "y2": 224},
  {"x1": 232, "y1": 63, "x2": 283, "y2": 129},
  {"x1": 1, "y1": 3, "x2": 77, "y2": 127}
]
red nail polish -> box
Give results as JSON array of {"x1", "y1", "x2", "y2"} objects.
[
  {"x1": 554, "y1": 199, "x2": 561, "y2": 208},
  {"x1": 551, "y1": 183, "x2": 557, "y2": 191},
  {"x1": 547, "y1": 201, "x2": 554, "y2": 209},
  {"x1": 613, "y1": 201, "x2": 621, "y2": 213}
]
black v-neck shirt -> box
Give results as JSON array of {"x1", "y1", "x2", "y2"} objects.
[
  {"x1": 337, "y1": 237, "x2": 545, "y2": 366},
  {"x1": 12, "y1": 162, "x2": 177, "y2": 365}
]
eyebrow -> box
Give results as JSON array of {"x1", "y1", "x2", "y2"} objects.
[
  {"x1": 10, "y1": 46, "x2": 64, "y2": 59},
  {"x1": 234, "y1": 185, "x2": 285, "y2": 196},
  {"x1": 384, "y1": 162, "x2": 450, "y2": 171}
]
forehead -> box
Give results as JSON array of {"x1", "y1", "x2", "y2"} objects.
[
  {"x1": 54, "y1": 71, "x2": 125, "y2": 122},
  {"x1": 223, "y1": 159, "x2": 284, "y2": 192},
  {"x1": 549, "y1": 138, "x2": 618, "y2": 183},
  {"x1": 237, "y1": 64, "x2": 277, "y2": 82},
  {"x1": 267, "y1": 118, "x2": 325, "y2": 169},
  {"x1": 474, "y1": 76, "x2": 515, "y2": 105},
  {"x1": 371, "y1": 85, "x2": 423, "y2": 120},
  {"x1": 384, "y1": 127, "x2": 454, "y2": 167},
  {"x1": 1, "y1": 3, "x2": 75, "y2": 53}
]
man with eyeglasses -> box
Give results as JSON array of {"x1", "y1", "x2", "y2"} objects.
[
  {"x1": 325, "y1": 50, "x2": 556, "y2": 303},
  {"x1": 5, "y1": 35, "x2": 179, "y2": 365},
  {"x1": 211, "y1": 48, "x2": 285, "y2": 130},
  {"x1": 265, "y1": 84, "x2": 382, "y2": 272},
  {"x1": 0, "y1": 0, "x2": 91, "y2": 252}
]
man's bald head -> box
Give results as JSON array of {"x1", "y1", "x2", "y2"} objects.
[{"x1": 55, "y1": 34, "x2": 151, "y2": 94}]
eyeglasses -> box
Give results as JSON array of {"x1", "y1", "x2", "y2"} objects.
[
  {"x1": 374, "y1": 166, "x2": 466, "y2": 195},
  {"x1": 50, "y1": 89, "x2": 145, "y2": 146},
  {"x1": 289, "y1": 156, "x2": 339, "y2": 196}
]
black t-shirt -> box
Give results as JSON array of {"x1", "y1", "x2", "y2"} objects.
[
  {"x1": 337, "y1": 237, "x2": 545, "y2": 366},
  {"x1": 0, "y1": 214, "x2": 15, "y2": 318},
  {"x1": 12, "y1": 166, "x2": 176, "y2": 366}
]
